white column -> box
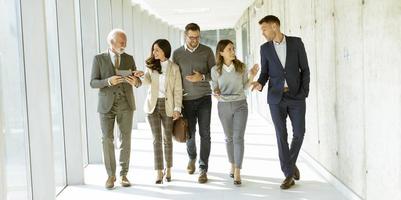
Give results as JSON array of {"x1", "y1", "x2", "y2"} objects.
[
  {"x1": 20, "y1": 0, "x2": 56, "y2": 199},
  {"x1": 132, "y1": 5, "x2": 144, "y2": 71},
  {"x1": 123, "y1": 0, "x2": 134, "y2": 54},
  {"x1": 97, "y1": 0, "x2": 112, "y2": 51},
  {"x1": 122, "y1": 0, "x2": 138, "y2": 128},
  {"x1": 111, "y1": 0, "x2": 123, "y2": 28},
  {"x1": 131, "y1": 8, "x2": 151, "y2": 123},
  {"x1": 80, "y1": 0, "x2": 103, "y2": 163},
  {"x1": 168, "y1": 26, "x2": 175, "y2": 48},
  {"x1": 0, "y1": 86, "x2": 5, "y2": 200},
  {"x1": 74, "y1": 0, "x2": 89, "y2": 166},
  {"x1": 57, "y1": 0, "x2": 84, "y2": 185}
]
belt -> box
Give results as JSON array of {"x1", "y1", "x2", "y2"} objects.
[{"x1": 283, "y1": 87, "x2": 289, "y2": 93}]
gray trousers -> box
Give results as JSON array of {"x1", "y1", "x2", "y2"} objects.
[
  {"x1": 217, "y1": 99, "x2": 248, "y2": 169},
  {"x1": 100, "y1": 96, "x2": 133, "y2": 177},
  {"x1": 147, "y1": 98, "x2": 173, "y2": 170}
]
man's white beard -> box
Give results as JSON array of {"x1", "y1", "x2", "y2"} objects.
[{"x1": 116, "y1": 48, "x2": 125, "y2": 55}]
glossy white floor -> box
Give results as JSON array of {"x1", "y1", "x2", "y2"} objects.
[{"x1": 58, "y1": 100, "x2": 348, "y2": 200}]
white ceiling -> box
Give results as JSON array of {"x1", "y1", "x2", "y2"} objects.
[{"x1": 131, "y1": 0, "x2": 255, "y2": 30}]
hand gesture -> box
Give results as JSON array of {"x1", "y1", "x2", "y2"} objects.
[
  {"x1": 109, "y1": 75, "x2": 124, "y2": 86},
  {"x1": 250, "y1": 81, "x2": 262, "y2": 91},
  {"x1": 213, "y1": 88, "x2": 221, "y2": 99},
  {"x1": 133, "y1": 70, "x2": 144, "y2": 78},
  {"x1": 250, "y1": 64, "x2": 259, "y2": 77},
  {"x1": 172, "y1": 111, "x2": 180, "y2": 121},
  {"x1": 125, "y1": 75, "x2": 139, "y2": 86},
  {"x1": 185, "y1": 70, "x2": 203, "y2": 82}
]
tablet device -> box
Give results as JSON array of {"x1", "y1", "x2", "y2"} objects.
[{"x1": 116, "y1": 70, "x2": 132, "y2": 77}]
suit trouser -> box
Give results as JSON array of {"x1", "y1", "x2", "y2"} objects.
[
  {"x1": 269, "y1": 93, "x2": 306, "y2": 178},
  {"x1": 183, "y1": 95, "x2": 212, "y2": 171},
  {"x1": 147, "y1": 98, "x2": 173, "y2": 170},
  {"x1": 100, "y1": 96, "x2": 133, "y2": 177},
  {"x1": 217, "y1": 99, "x2": 248, "y2": 169}
]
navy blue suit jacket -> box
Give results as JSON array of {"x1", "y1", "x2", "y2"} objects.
[{"x1": 257, "y1": 36, "x2": 310, "y2": 104}]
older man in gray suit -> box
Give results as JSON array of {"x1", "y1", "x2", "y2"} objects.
[{"x1": 90, "y1": 29, "x2": 143, "y2": 189}]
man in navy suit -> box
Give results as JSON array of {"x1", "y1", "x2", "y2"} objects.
[{"x1": 251, "y1": 15, "x2": 310, "y2": 189}]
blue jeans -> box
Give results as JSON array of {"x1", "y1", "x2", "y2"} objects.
[{"x1": 183, "y1": 95, "x2": 212, "y2": 171}]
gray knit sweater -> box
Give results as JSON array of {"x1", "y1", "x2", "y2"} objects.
[
  {"x1": 211, "y1": 65, "x2": 254, "y2": 102},
  {"x1": 172, "y1": 44, "x2": 215, "y2": 100}
]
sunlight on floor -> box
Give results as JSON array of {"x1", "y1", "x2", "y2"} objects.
[{"x1": 58, "y1": 102, "x2": 347, "y2": 200}]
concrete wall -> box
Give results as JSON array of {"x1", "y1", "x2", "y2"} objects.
[{"x1": 236, "y1": 0, "x2": 401, "y2": 199}]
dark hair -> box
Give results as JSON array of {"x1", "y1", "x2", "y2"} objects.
[
  {"x1": 258, "y1": 15, "x2": 280, "y2": 26},
  {"x1": 185, "y1": 23, "x2": 200, "y2": 33},
  {"x1": 215, "y1": 39, "x2": 245, "y2": 76},
  {"x1": 145, "y1": 39, "x2": 171, "y2": 74}
]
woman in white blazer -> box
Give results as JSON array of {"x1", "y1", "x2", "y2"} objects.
[{"x1": 143, "y1": 39, "x2": 182, "y2": 184}]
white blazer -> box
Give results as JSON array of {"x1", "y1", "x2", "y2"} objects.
[{"x1": 143, "y1": 60, "x2": 183, "y2": 117}]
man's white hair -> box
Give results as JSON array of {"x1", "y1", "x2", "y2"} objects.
[{"x1": 107, "y1": 28, "x2": 126, "y2": 46}]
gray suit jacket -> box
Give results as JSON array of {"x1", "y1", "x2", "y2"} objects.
[{"x1": 90, "y1": 51, "x2": 141, "y2": 113}]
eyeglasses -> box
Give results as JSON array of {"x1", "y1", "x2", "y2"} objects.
[{"x1": 187, "y1": 35, "x2": 200, "y2": 40}]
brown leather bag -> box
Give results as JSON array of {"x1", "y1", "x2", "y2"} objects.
[{"x1": 173, "y1": 117, "x2": 189, "y2": 143}]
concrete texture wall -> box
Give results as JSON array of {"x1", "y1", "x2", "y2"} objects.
[{"x1": 236, "y1": 0, "x2": 401, "y2": 199}]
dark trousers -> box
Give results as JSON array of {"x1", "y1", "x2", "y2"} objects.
[
  {"x1": 182, "y1": 95, "x2": 212, "y2": 171},
  {"x1": 269, "y1": 93, "x2": 306, "y2": 178}
]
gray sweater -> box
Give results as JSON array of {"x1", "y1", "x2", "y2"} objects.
[
  {"x1": 211, "y1": 65, "x2": 254, "y2": 102},
  {"x1": 172, "y1": 44, "x2": 215, "y2": 100}
]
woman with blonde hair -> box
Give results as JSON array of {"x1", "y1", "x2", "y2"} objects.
[
  {"x1": 211, "y1": 39, "x2": 259, "y2": 185},
  {"x1": 143, "y1": 39, "x2": 182, "y2": 184}
]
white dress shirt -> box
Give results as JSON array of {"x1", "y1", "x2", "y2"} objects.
[
  {"x1": 107, "y1": 49, "x2": 120, "y2": 86},
  {"x1": 109, "y1": 49, "x2": 120, "y2": 67},
  {"x1": 184, "y1": 43, "x2": 199, "y2": 53},
  {"x1": 158, "y1": 60, "x2": 168, "y2": 98},
  {"x1": 273, "y1": 36, "x2": 288, "y2": 87}
]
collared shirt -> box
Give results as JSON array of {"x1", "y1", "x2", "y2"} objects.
[
  {"x1": 273, "y1": 36, "x2": 288, "y2": 87},
  {"x1": 108, "y1": 48, "x2": 120, "y2": 67},
  {"x1": 184, "y1": 43, "x2": 199, "y2": 53},
  {"x1": 223, "y1": 63, "x2": 235, "y2": 73},
  {"x1": 107, "y1": 49, "x2": 121, "y2": 86},
  {"x1": 158, "y1": 60, "x2": 169, "y2": 98}
]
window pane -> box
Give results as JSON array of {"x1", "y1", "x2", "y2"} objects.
[
  {"x1": 44, "y1": 0, "x2": 67, "y2": 194},
  {"x1": 0, "y1": 0, "x2": 31, "y2": 200}
]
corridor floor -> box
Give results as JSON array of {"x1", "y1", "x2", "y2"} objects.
[{"x1": 58, "y1": 102, "x2": 348, "y2": 200}]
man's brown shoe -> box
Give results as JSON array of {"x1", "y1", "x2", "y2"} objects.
[
  {"x1": 187, "y1": 159, "x2": 196, "y2": 174},
  {"x1": 280, "y1": 176, "x2": 295, "y2": 189},
  {"x1": 198, "y1": 170, "x2": 208, "y2": 183},
  {"x1": 120, "y1": 176, "x2": 131, "y2": 187},
  {"x1": 105, "y1": 176, "x2": 116, "y2": 189},
  {"x1": 294, "y1": 165, "x2": 300, "y2": 181}
]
